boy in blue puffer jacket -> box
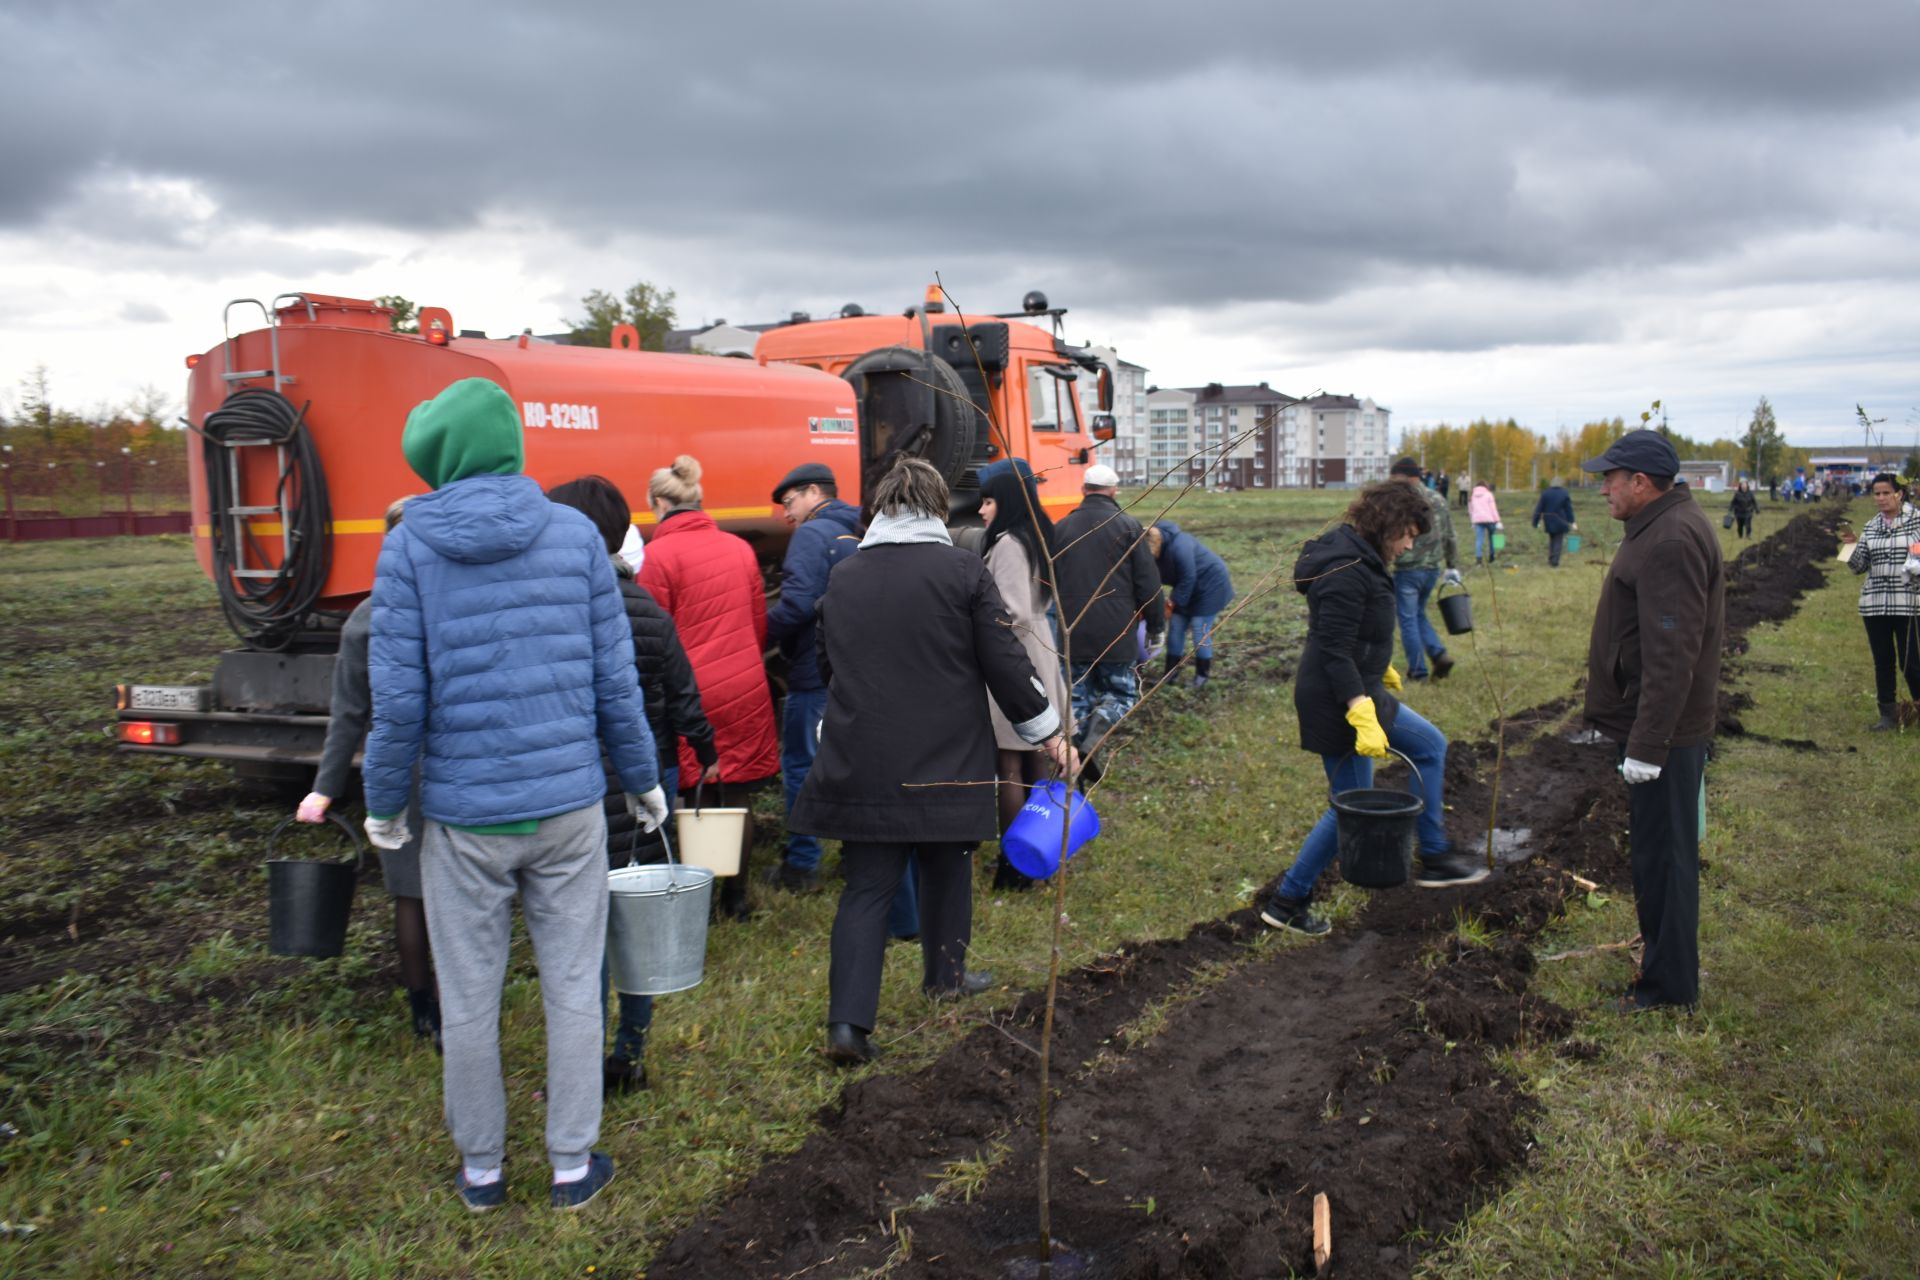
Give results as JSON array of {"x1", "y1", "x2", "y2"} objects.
[{"x1": 362, "y1": 377, "x2": 665, "y2": 1214}]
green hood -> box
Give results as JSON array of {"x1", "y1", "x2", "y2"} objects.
[{"x1": 402, "y1": 377, "x2": 525, "y2": 490}]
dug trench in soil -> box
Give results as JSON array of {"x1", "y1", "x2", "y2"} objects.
[{"x1": 645, "y1": 509, "x2": 1846, "y2": 1279}]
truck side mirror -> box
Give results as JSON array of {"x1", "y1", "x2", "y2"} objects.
[
  {"x1": 1096, "y1": 364, "x2": 1114, "y2": 412},
  {"x1": 1090, "y1": 413, "x2": 1117, "y2": 441}
]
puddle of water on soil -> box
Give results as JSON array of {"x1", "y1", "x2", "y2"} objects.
[
  {"x1": 999, "y1": 1243, "x2": 1095, "y2": 1279},
  {"x1": 1488, "y1": 827, "x2": 1534, "y2": 865}
]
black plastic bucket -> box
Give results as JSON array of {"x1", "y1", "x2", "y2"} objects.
[
  {"x1": 1334, "y1": 789, "x2": 1422, "y2": 887},
  {"x1": 1333, "y1": 747, "x2": 1425, "y2": 889},
  {"x1": 1437, "y1": 586, "x2": 1473, "y2": 636},
  {"x1": 266, "y1": 813, "x2": 364, "y2": 958}
]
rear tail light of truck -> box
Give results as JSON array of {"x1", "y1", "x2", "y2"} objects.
[{"x1": 119, "y1": 721, "x2": 183, "y2": 746}]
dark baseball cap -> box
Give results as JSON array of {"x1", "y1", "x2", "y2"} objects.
[
  {"x1": 1389, "y1": 456, "x2": 1423, "y2": 477},
  {"x1": 771, "y1": 462, "x2": 837, "y2": 502},
  {"x1": 1580, "y1": 428, "x2": 1679, "y2": 479},
  {"x1": 978, "y1": 456, "x2": 1045, "y2": 486}
]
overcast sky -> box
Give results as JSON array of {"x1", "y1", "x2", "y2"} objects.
[{"x1": 4, "y1": 0, "x2": 1917, "y2": 447}]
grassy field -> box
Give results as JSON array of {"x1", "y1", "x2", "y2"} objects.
[{"x1": 2, "y1": 490, "x2": 1914, "y2": 1278}]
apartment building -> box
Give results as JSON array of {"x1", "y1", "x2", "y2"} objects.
[{"x1": 1278, "y1": 394, "x2": 1394, "y2": 487}]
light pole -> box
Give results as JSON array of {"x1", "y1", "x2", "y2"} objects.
[
  {"x1": 120, "y1": 446, "x2": 134, "y2": 533},
  {"x1": 2, "y1": 445, "x2": 12, "y2": 542}
]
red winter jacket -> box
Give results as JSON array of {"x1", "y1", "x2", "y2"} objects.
[{"x1": 638, "y1": 509, "x2": 779, "y2": 784}]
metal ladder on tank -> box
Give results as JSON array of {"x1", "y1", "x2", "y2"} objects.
[{"x1": 211, "y1": 294, "x2": 313, "y2": 582}]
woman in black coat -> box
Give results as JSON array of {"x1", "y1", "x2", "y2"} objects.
[
  {"x1": 1260, "y1": 482, "x2": 1485, "y2": 938},
  {"x1": 793, "y1": 460, "x2": 1075, "y2": 1065},
  {"x1": 549, "y1": 475, "x2": 719, "y2": 1094}
]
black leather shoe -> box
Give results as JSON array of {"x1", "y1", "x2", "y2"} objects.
[
  {"x1": 825, "y1": 1022, "x2": 879, "y2": 1066},
  {"x1": 602, "y1": 1055, "x2": 649, "y2": 1095},
  {"x1": 926, "y1": 970, "x2": 995, "y2": 1001}
]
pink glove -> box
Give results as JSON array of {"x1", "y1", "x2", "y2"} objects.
[{"x1": 297, "y1": 792, "x2": 331, "y2": 823}]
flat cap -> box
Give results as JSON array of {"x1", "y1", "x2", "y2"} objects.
[
  {"x1": 1580, "y1": 428, "x2": 1679, "y2": 479},
  {"x1": 979, "y1": 456, "x2": 1045, "y2": 486},
  {"x1": 1389, "y1": 456, "x2": 1423, "y2": 477},
  {"x1": 771, "y1": 462, "x2": 837, "y2": 502},
  {"x1": 1083, "y1": 463, "x2": 1120, "y2": 487}
]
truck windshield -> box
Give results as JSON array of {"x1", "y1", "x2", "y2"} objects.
[{"x1": 1027, "y1": 366, "x2": 1083, "y2": 434}]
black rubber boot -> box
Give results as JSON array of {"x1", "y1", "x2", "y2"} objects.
[
  {"x1": 1190, "y1": 656, "x2": 1213, "y2": 690},
  {"x1": 408, "y1": 987, "x2": 442, "y2": 1053},
  {"x1": 1870, "y1": 702, "x2": 1898, "y2": 731}
]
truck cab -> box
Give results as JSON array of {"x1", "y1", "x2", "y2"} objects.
[{"x1": 754, "y1": 285, "x2": 1114, "y2": 523}]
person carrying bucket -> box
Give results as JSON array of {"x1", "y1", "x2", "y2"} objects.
[
  {"x1": 1531, "y1": 476, "x2": 1578, "y2": 567},
  {"x1": 548, "y1": 474, "x2": 721, "y2": 1097},
  {"x1": 1260, "y1": 482, "x2": 1488, "y2": 938},
  {"x1": 361, "y1": 377, "x2": 667, "y2": 1213},
  {"x1": 1386, "y1": 456, "x2": 1460, "y2": 682},
  {"x1": 1469, "y1": 481, "x2": 1503, "y2": 564},
  {"x1": 791, "y1": 460, "x2": 1076, "y2": 1067},
  {"x1": 296, "y1": 497, "x2": 439, "y2": 1050}
]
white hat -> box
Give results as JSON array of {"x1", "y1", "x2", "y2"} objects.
[{"x1": 1083, "y1": 463, "x2": 1120, "y2": 488}]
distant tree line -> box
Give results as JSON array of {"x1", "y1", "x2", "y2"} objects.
[{"x1": 1398, "y1": 397, "x2": 1824, "y2": 490}]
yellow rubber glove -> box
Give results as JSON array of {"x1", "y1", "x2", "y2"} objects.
[
  {"x1": 1382, "y1": 665, "x2": 1403, "y2": 691},
  {"x1": 1345, "y1": 700, "x2": 1391, "y2": 759}
]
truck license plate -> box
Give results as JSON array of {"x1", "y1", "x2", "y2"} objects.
[{"x1": 128, "y1": 684, "x2": 210, "y2": 712}]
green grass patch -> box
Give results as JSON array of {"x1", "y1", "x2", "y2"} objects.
[{"x1": 2, "y1": 498, "x2": 1912, "y2": 1277}]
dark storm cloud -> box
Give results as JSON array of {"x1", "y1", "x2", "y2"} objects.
[{"x1": 5, "y1": 1, "x2": 1917, "y2": 323}]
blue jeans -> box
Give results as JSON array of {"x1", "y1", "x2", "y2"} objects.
[
  {"x1": 1069, "y1": 660, "x2": 1140, "y2": 732},
  {"x1": 1167, "y1": 612, "x2": 1218, "y2": 661},
  {"x1": 1473, "y1": 523, "x2": 1498, "y2": 561},
  {"x1": 601, "y1": 764, "x2": 675, "y2": 1061},
  {"x1": 1392, "y1": 569, "x2": 1446, "y2": 678},
  {"x1": 780, "y1": 686, "x2": 828, "y2": 871},
  {"x1": 1277, "y1": 703, "x2": 1450, "y2": 901}
]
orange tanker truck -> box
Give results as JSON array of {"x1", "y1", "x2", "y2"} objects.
[{"x1": 115, "y1": 286, "x2": 1114, "y2": 781}]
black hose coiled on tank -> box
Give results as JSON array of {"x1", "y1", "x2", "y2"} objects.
[{"x1": 201, "y1": 387, "x2": 333, "y2": 651}]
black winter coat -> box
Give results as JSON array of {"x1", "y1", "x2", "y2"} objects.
[
  {"x1": 1293, "y1": 525, "x2": 1402, "y2": 756},
  {"x1": 1054, "y1": 494, "x2": 1161, "y2": 666},
  {"x1": 792, "y1": 541, "x2": 1058, "y2": 843},
  {"x1": 601, "y1": 566, "x2": 718, "y2": 855}
]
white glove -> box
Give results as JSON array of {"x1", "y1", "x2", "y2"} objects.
[
  {"x1": 1903, "y1": 552, "x2": 1920, "y2": 579},
  {"x1": 1620, "y1": 758, "x2": 1662, "y2": 785},
  {"x1": 296, "y1": 792, "x2": 331, "y2": 823},
  {"x1": 1442, "y1": 568, "x2": 1463, "y2": 587},
  {"x1": 364, "y1": 813, "x2": 411, "y2": 850},
  {"x1": 626, "y1": 785, "x2": 669, "y2": 833}
]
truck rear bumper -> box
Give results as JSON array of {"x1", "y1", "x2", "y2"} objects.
[{"x1": 114, "y1": 707, "x2": 337, "y2": 767}]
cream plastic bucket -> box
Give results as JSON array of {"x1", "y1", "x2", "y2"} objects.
[{"x1": 675, "y1": 781, "x2": 746, "y2": 877}]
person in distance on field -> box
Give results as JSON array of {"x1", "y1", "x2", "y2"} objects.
[
  {"x1": 1728, "y1": 480, "x2": 1758, "y2": 540},
  {"x1": 793, "y1": 460, "x2": 1075, "y2": 1066},
  {"x1": 1580, "y1": 429, "x2": 1725, "y2": 1012},
  {"x1": 363, "y1": 377, "x2": 665, "y2": 1212},
  {"x1": 547, "y1": 474, "x2": 719, "y2": 1097},
  {"x1": 1531, "y1": 475, "x2": 1579, "y2": 567},
  {"x1": 1386, "y1": 456, "x2": 1461, "y2": 681},
  {"x1": 764, "y1": 462, "x2": 863, "y2": 895},
  {"x1": 1841, "y1": 472, "x2": 1920, "y2": 731},
  {"x1": 1260, "y1": 482, "x2": 1487, "y2": 939},
  {"x1": 297, "y1": 497, "x2": 438, "y2": 1051},
  {"x1": 1468, "y1": 479, "x2": 1503, "y2": 564},
  {"x1": 639, "y1": 454, "x2": 781, "y2": 921},
  {"x1": 1149, "y1": 520, "x2": 1234, "y2": 690}
]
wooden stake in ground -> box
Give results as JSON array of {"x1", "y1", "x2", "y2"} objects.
[{"x1": 1313, "y1": 1192, "x2": 1332, "y2": 1272}]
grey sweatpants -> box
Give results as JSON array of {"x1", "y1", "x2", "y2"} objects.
[{"x1": 421, "y1": 803, "x2": 608, "y2": 1171}]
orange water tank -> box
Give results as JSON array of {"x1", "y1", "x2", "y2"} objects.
[{"x1": 186, "y1": 295, "x2": 859, "y2": 611}]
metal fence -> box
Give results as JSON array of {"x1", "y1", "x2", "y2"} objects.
[{"x1": 2, "y1": 444, "x2": 192, "y2": 541}]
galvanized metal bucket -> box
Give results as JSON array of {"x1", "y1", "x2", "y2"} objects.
[{"x1": 607, "y1": 826, "x2": 713, "y2": 996}]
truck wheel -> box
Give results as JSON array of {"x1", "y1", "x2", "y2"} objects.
[{"x1": 840, "y1": 346, "x2": 979, "y2": 495}]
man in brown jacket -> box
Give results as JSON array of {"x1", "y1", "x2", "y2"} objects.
[{"x1": 1581, "y1": 429, "x2": 1725, "y2": 1010}]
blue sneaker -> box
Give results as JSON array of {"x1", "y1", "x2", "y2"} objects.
[
  {"x1": 455, "y1": 1169, "x2": 505, "y2": 1213},
  {"x1": 551, "y1": 1152, "x2": 615, "y2": 1211}
]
